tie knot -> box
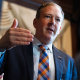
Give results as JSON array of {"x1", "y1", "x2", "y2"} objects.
[{"x1": 39, "y1": 45, "x2": 48, "y2": 52}]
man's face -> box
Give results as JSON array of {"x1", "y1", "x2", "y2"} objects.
[{"x1": 34, "y1": 5, "x2": 63, "y2": 44}]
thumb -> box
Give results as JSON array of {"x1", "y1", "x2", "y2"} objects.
[{"x1": 11, "y1": 19, "x2": 18, "y2": 28}]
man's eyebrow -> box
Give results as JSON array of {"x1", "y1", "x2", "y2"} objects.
[
  {"x1": 56, "y1": 16, "x2": 61, "y2": 18},
  {"x1": 42, "y1": 13, "x2": 53, "y2": 15},
  {"x1": 56, "y1": 15, "x2": 63, "y2": 19}
]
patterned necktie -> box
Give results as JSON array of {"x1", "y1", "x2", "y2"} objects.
[{"x1": 37, "y1": 45, "x2": 50, "y2": 80}]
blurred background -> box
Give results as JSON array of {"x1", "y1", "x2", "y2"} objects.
[{"x1": 0, "y1": 0, "x2": 80, "y2": 59}]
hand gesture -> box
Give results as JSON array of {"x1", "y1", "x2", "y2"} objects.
[{"x1": 0, "y1": 19, "x2": 34, "y2": 49}]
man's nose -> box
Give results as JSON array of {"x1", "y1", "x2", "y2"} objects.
[{"x1": 50, "y1": 17, "x2": 55, "y2": 25}]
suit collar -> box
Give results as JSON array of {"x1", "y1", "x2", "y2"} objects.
[
  {"x1": 52, "y1": 45, "x2": 63, "y2": 80},
  {"x1": 33, "y1": 37, "x2": 53, "y2": 52}
]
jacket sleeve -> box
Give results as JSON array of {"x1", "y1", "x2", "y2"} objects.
[
  {"x1": 72, "y1": 59, "x2": 78, "y2": 80},
  {"x1": 0, "y1": 51, "x2": 5, "y2": 68}
]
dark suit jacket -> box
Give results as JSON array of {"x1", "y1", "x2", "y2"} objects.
[
  {"x1": 0, "y1": 43, "x2": 78, "y2": 80},
  {"x1": 75, "y1": 54, "x2": 80, "y2": 80}
]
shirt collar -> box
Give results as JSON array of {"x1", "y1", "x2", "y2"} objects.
[{"x1": 33, "y1": 37, "x2": 53, "y2": 52}]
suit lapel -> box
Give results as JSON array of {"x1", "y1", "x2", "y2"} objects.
[{"x1": 52, "y1": 46, "x2": 63, "y2": 80}]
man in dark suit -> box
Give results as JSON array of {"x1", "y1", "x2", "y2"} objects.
[{"x1": 0, "y1": 1, "x2": 78, "y2": 80}]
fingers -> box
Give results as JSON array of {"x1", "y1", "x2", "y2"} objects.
[
  {"x1": 11, "y1": 19, "x2": 18, "y2": 28},
  {"x1": 9, "y1": 36, "x2": 33, "y2": 46},
  {"x1": 10, "y1": 35, "x2": 34, "y2": 43},
  {"x1": 10, "y1": 31, "x2": 33, "y2": 38},
  {"x1": 8, "y1": 29, "x2": 34, "y2": 46},
  {"x1": 11, "y1": 28, "x2": 31, "y2": 34}
]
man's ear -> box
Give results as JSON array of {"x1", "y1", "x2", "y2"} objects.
[{"x1": 33, "y1": 18, "x2": 38, "y2": 28}]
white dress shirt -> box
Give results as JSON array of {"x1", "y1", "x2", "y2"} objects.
[{"x1": 33, "y1": 38, "x2": 55, "y2": 80}]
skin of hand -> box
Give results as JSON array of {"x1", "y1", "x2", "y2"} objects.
[{"x1": 0, "y1": 19, "x2": 34, "y2": 49}]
